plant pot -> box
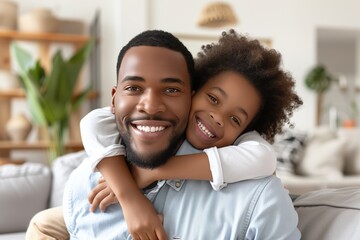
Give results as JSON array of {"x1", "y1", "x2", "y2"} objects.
[
  {"x1": 342, "y1": 119, "x2": 356, "y2": 128},
  {"x1": 18, "y1": 8, "x2": 58, "y2": 33},
  {"x1": 0, "y1": 1, "x2": 17, "y2": 30}
]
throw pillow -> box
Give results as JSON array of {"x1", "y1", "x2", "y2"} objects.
[
  {"x1": 273, "y1": 129, "x2": 308, "y2": 175},
  {"x1": 49, "y1": 150, "x2": 87, "y2": 208},
  {"x1": 338, "y1": 128, "x2": 360, "y2": 175},
  {"x1": 296, "y1": 126, "x2": 346, "y2": 178}
]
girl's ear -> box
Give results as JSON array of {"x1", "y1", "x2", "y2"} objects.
[{"x1": 192, "y1": 90, "x2": 196, "y2": 96}]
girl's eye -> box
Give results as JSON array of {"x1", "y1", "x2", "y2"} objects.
[
  {"x1": 230, "y1": 116, "x2": 241, "y2": 126},
  {"x1": 208, "y1": 94, "x2": 218, "y2": 104}
]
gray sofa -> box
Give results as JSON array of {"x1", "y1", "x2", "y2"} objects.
[
  {"x1": 1, "y1": 150, "x2": 360, "y2": 240},
  {"x1": 0, "y1": 151, "x2": 86, "y2": 239}
]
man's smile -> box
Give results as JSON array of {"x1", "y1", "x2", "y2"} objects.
[
  {"x1": 129, "y1": 119, "x2": 173, "y2": 141},
  {"x1": 135, "y1": 125, "x2": 166, "y2": 133}
]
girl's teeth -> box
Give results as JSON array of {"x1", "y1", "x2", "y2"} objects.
[{"x1": 197, "y1": 120, "x2": 214, "y2": 138}]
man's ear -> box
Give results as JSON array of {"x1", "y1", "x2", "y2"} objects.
[
  {"x1": 110, "y1": 86, "x2": 117, "y2": 114},
  {"x1": 191, "y1": 90, "x2": 196, "y2": 96}
]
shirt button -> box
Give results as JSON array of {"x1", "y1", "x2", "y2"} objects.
[{"x1": 175, "y1": 181, "x2": 181, "y2": 188}]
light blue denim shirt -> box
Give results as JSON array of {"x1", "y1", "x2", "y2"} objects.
[{"x1": 63, "y1": 140, "x2": 300, "y2": 240}]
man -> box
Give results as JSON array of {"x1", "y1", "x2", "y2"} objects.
[{"x1": 28, "y1": 30, "x2": 300, "y2": 239}]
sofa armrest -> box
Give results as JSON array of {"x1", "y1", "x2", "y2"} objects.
[{"x1": 294, "y1": 187, "x2": 360, "y2": 239}]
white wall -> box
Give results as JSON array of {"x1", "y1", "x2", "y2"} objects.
[{"x1": 11, "y1": 0, "x2": 360, "y2": 133}]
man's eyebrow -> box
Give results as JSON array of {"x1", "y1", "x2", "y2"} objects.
[
  {"x1": 121, "y1": 76, "x2": 185, "y2": 86},
  {"x1": 121, "y1": 76, "x2": 144, "y2": 82},
  {"x1": 212, "y1": 86, "x2": 248, "y2": 119},
  {"x1": 161, "y1": 77, "x2": 185, "y2": 86}
]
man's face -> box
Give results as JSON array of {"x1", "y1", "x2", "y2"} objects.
[{"x1": 111, "y1": 46, "x2": 192, "y2": 168}]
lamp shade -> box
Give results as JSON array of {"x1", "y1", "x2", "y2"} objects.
[{"x1": 198, "y1": 2, "x2": 238, "y2": 28}]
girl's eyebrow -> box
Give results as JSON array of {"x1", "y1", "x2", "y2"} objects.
[{"x1": 212, "y1": 86, "x2": 248, "y2": 119}]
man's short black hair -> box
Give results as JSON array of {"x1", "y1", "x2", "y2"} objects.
[{"x1": 116, "y1": 30, "x2": 195, "y2": 89}]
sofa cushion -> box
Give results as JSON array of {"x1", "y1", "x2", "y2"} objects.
[
  {"x1": 0, "y1": 162, "x2": 51, "y2": 233},
  {"x1": 49, "y1": 150, "x2": 86, "y2": 208},
  {"x1": 296, "y1": 127, "x2": 346, "y2": 178},
  {"x1": 294, "y1": 187, "x2": 360, "y2": 240}
]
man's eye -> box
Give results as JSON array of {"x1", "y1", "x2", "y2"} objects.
[
  {"x1": 208, "y1": 94, "x2": 218, "y2": 104},
  {"x1": 230, "y1": 116, "x2": 241, "y2": 126},
  {"x1": 125, "y1": 86, "x2": 141, "y2": 92},
  {"x1": 165, "y1": 88, "x2": 180, "y2": 93}
]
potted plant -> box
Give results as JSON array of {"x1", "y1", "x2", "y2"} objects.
[
  {"x1": 342, "y1": 100, "x2": 358, "y2": 128},
  {"x1": 11, "y1": 41, "x2": 93, "y2": 163},
  {"x1": 304, "y1": 65, "x2": 336, "y2": 125}
]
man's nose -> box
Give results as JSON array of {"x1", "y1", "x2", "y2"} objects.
[
  {"x1": 209, "y1": 112, "x2": 223, "y2": 127},
  {"x1": 136, "y1": 90, "x2": 166, "y2": 114}
]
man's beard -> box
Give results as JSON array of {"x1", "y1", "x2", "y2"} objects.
[{"x1": 120, "y1": 129, "x2": 184, "y2": 169}]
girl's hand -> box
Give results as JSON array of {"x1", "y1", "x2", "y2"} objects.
[
  {"x1": 88, "y1": 177, "x2": 168, "y2": 240},
  {"x1": 88, "y1": 177, "x2": 118, "y2": 212},
  {"x1": 121, "y1": 193, "x2": 168, "y2": 240}
]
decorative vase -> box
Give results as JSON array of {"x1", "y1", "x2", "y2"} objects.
[
  {"x1": 18, "y1": 8, "x2": 58, "y2": 33},
  {"x1": 0, "y1": 1, "x2": 18, "y2": 30},
  {"x1": 5, "y1": 113, "x2": 32, "y2": 141},
  {"x1": 0, "y1": 70, "x2": 20, "y2": 90}
]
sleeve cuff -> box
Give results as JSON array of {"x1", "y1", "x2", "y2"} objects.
[{"x1": 203, "y1": 147, "x2": 226, "y2": 191}]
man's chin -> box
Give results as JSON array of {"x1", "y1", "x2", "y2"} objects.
[
  {"x1": 126, "y1": 149, "x2": 169, "y2": 169},
  {"x1": 125, "y1": 137, "x2": 183, "y2": 169}
]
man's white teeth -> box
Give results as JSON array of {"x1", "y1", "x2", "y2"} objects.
[
  {"x1": 136, "y1": 125, "x2": 165, "y2": 133},
  {"x1": 197, "y1": 120, "x2": 214, "y2": 138}
]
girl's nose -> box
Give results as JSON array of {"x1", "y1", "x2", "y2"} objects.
[{"x1": 209, "y1": 112, "x2": 223, "y2": 127}]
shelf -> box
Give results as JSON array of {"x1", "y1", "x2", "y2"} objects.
[
  {"x1": 0, "y1": 30, "x2": 89, "y2": 44},
  {"x1": 0, "y1": 88, "x2": 24, "y2": 98},
  {"x1": 0, "y1": 140, "x2": 84, "y2": 151},
  {"x1": 0, "y1": 88, "x2": 99, "y2": 99},
  {"x1": 0, "y1": 27, "x2": 96, "y2": 161}
]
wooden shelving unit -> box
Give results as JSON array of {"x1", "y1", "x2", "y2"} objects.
[
  {"x1": 0, "y1": 140, "x2": 83, "y2": 151},
  {"x1": 0, "y1": 30, "x2": 93, "y2": 159}
]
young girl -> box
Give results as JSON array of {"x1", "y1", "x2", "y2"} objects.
[{"x1": 83, "y1": 29, "x2": 302, "y2": 239}]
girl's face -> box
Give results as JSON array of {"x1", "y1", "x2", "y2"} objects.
[{"x1": 186, "y1": 71, "x2": 261, "y2": 149}]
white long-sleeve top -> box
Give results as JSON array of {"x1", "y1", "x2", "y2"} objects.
[{"x1": 80, "y1": 107, "x2": 277, "y2": 190}]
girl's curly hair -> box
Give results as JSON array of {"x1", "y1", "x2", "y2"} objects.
[{"x1": 194, "y1": 29, "x2": 303, "y2": 143}]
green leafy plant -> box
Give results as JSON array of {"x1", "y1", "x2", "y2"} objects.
[
  {"x1": 11, "y1": 41, "x2": 93, "y2": 163},
  {"x1": 305, "y1": 65, "x2": 336, "y2": 125},
  {"x1": 305, "y1": 65, "x2": 335, "y2": 93}
]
